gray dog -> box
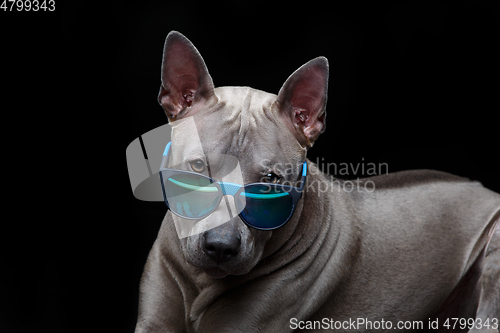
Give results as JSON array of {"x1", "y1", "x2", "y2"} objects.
[{"x1": 135, "y1": 31, "x2": 500, "y2": 332}]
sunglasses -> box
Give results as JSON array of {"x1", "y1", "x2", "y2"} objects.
[{"x1": 159, "y1": 142, "x2": 307, "y2": 230}]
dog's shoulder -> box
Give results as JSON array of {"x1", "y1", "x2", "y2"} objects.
[{"x1": 359, "y1": 169, "x2": 474, "y2": 191}]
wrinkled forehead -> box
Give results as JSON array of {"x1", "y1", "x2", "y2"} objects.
[{"x1": 169, "y1": 87, "x2": 305, "y2": 177}]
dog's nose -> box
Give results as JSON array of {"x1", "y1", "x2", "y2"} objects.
[{"x1": 203, "y1": 227, "x2": 241, "y2": 264}]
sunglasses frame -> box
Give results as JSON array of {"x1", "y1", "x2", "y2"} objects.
[{"x1": 159, "y1": 142, "x2": 307, "y2": 230}]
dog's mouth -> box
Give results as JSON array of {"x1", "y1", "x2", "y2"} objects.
[
  {"x1": 203, "y1": 267, "x2": 229, "y2": 279},
  {"x1": 181, "y1": 221, "x2": 266, "y2": 279}
]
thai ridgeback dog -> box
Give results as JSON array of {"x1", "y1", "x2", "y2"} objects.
[{"x1": 135, "y1": 31, "x2": 500, "y2": 332}]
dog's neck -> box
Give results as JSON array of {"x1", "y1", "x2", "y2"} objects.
[
  {"x1": 257, "y1": 161, "x2": 359, "y2": 274},
  {"x1": 187, "y1": 162, "x2": 360, "y2": 326}
]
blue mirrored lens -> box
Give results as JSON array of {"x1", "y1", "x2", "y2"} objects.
[
  {"x1": 163, "y1": 173, "x2": 219, "y2": 218},
  {"x1": 237, "y1": 185, "x2": 293, "y2": 229}
]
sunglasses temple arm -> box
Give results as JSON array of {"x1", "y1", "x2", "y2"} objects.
[
  {"x1": 299, "y1": 161, "x2": 307, "y2": 191},
  {"x1": 161, "y1": 142, "x2": 172, "y2": 170}
]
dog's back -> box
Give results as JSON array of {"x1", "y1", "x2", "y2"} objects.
[{"x1": 311, "y1": 169, "x2": 500, "y2": 325}]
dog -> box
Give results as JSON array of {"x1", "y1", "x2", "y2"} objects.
[{"x1": 135, "y1": 31, "x2": 500, "y2": 332}]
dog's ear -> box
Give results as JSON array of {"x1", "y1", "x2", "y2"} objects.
[
  {"x1": 158, "y1": 31, "x2": 215, "y2": 121},
  {"x1": 274, "y1": 57, "x2": 329, "y2": 147}
]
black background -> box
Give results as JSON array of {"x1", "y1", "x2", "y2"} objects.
[{"x1": 1, "y1": 1, "x2": 499, "y2": 332}]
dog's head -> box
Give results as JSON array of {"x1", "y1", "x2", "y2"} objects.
[{"x1": 158, "y1": 31, "x2": 328, "y2": 278}]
